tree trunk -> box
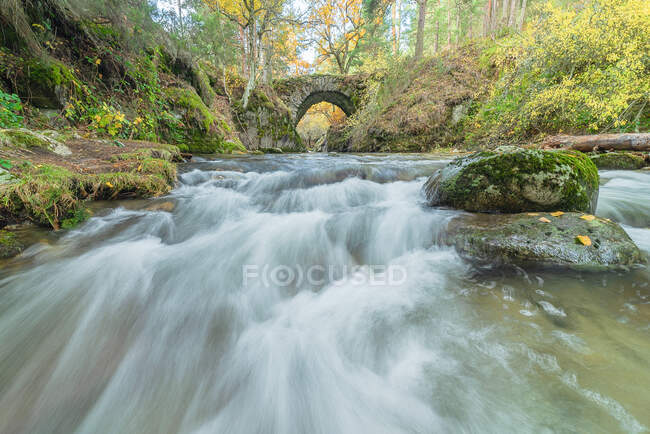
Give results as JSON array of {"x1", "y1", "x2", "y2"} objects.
[
  {"x1": 483, "y1": 0, "x2": 490, "y2": 36},
  {"x1": 490, "y1": 0, "x2": 498, "y2": 33},
  {"x1": 239, "y1": 26, "x2": 247, "y2": 77},
  {"x1": 508, "y1": 0, "x2": 517, "y2": 27},
  {"x1": 541, "y1": 133, "x2": 650, "y2": 152},
  {"x1": 396, "y1": 0, "x2": 402, "y2": 52},
  {"x1": 414, "y1": 0, "x2": 427, "y2": 60},
  {"x1": 434, "y1": 11, "x2": 440, "y2": 52},
  {"x1": 501, "y1": 0, "x2": 508, "y2": 27},
  {"x1": 518, "y1": 0, "x2": 527, "y2": 30},
  {"x1": 262, "y1": 38, "x2": 273, "y2": 84},
  {"x1": 242, "y1": 18, "x2": 257, "y2": 109},
  {"x1": 447, "y1": 0, "x2": 452, "y2": 48},
  {"x1": 455, "y1": 5, "x2": 460, "y2": 46},
  {"x1": 392, "y1": 2, "x2": 398, "y2": 55},
  {"x1": 177, "y1": 0, "x2": 183, "y2": 36}
]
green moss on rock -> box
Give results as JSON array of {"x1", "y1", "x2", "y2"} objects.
[
  {"x1": 19, "y1": 59, "x2": 78, "y2": 108},
  {"x1": 424, "y1": 147, "x2": 599, "y2": 213},
  {"x1": 0, "y1": 128, "x2": 72, "y2": 154},
  {"x1": 446, "y1": 212, "x2": 645, "y2": 270},
  {"x1": 589, "y1": 152, "x2": 646, "y2": 170},
  {"x1": 0, "y1": 229, "x2": 23, "y2": 259},
  {"x1": 165, "y1": 86, "x2": 215, "y2": 132}
]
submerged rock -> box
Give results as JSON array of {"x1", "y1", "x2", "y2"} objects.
[
  {"x1": 0, "y1": 230, "x2": 24, "y2": 259},
  {"x1": 424, "y1": 147, "x2": 599, "y2": 213},
  {"x1": 589, "y1": 152, "x2": 646, "y2": 170},
  {"x1": 446, "y1": 212, "x2": 645, "y2": 270}
]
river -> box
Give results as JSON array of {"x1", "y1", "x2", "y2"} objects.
[{"x1": 0, "y1": 153, "x2": 648, "y2": 433}]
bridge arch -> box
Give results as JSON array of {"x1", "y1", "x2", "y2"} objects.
[
  {"x1": 274, "y1": 74, "x2": 367, "y2": 125},
  {"x1": 294, "y1": 91, "x2": 355, "y2": 126}
]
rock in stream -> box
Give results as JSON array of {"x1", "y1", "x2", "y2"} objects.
[
  {"x1": 424, "y1": 147, "x2": 599, "y2": 213},
  {"x1": 445, "y1": 212, "x2": 645, "y2": 270}
]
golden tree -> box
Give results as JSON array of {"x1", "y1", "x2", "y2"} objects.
[
  {"x1": 308, "y1": 0, "x2": 378, "y2": 74},
  {"x1": 203, "y1": 0, "x2": 290, "y2": 108}
]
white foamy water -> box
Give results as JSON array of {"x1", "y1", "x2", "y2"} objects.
[{"x1": 0, "y1": 154, "x2": 648, "y2": 434}]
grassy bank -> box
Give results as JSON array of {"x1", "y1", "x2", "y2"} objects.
[
  {"x1": 0, "y1": 128, "x2": 185, "y2": 257},
  {"x1": 333, "y1": 0, "x2": 649, "y2": 152}
]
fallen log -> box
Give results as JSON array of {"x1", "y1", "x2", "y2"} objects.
[{"x1": 541, "y1": 133, "x2": 650, "y2": 152}]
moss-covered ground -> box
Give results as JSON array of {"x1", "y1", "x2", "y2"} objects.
[{"x1": 0, "y1": 132, "x2": 182, "y2": 237}]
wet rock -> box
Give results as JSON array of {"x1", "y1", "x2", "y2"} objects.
[
  {"x1": 0, "y1": 167, "x2": 16, "y2": 185},
  {"x1": 261, "y1": 147, "x2": 284, "y2": 154},
  {"x1": 0, "y1": 230, "x2": 24, "y2": 259},
  {"x1": 445, "y1": 212, "x2": 645, "y2": 270},
  {"x1": 0, "y1": 128, "x2": 72, "y2": 155},
  {"x1": 145, "y1": 201, "x2": 176, "y2": 212},
  {"x1": 589, "y1": 152, "x2": 646, "y2": 170},
  {"x1": 424, "y1": 147, "x2": 599, "y2": 213}
]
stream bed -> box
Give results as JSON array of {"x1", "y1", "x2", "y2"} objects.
[{"x1": 0, "y1": 153, "x2": 648, "y2": 433}]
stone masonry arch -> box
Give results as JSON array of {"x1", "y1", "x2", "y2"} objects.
[{"x1": 273, "y1": 74, "x2": 367, "y2": 125}]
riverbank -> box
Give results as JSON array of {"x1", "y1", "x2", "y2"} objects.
[{"x1": 0, "y1": 128, "x2": 189, "y2": 257}]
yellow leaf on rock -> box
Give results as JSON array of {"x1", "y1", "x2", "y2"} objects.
[
  {"x1": 527, "y1": 212, "x2": 539, "y2": 216},
  {"x1": 137, "y1": 164, "x2": 142, "y2": 172},
  {"x1": 576, "y1": 235, "x2": 592, "y2": 246},
  {"x1": 550, "y1": 211, "x2": 564, "y2": 217},
  {"x1": 580, "y1": 215, "x2": 596, "y2": 221},
  {"x1": 538, "y1": 217, "x2": 551, "y2": 223}
]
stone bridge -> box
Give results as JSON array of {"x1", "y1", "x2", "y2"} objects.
[
  {"x1": 239, "y1": 74, "x2": 368, "y2": 151},
  {"x1": 273, "y1": 74, "x2": 368, "y2": 125}
]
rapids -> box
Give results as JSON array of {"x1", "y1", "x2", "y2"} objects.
[{"x1": 0, "y1": 154, "x2": 648, "y2": 434}]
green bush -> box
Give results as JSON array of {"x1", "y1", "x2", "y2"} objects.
[
  {"x1": 468, "y1": 0, "x2": 650, "y2": 144},
  {"x1": 0, "y1": 91, "x2": 23, "y2": 128}
]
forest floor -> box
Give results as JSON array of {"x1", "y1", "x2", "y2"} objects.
[{"x1": 0, "y1": 135, "x2": 186, "y2": 174}]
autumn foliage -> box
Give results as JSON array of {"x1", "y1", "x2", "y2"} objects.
[{"x1": 469, "y1": 0, "x2": 650, "y2": 143}]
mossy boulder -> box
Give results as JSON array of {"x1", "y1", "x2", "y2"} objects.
[
  {"x1": 424, "y1": 147, "x2": 599, "y2": 213},
  {"x1": 0, "y1": 128, "x2": 72, "y2": 155},
  {"x1": 18, "y1": 59, "x2": 78, "y2": 108},
  {"x1": 589, "y1": 152, "x2": 646, "y2": 170},
  {"x1": 446, "y1": 212, "x2": 645, "y2": 270},
  {"x1": 0, "y1": 230, "x2": 24, "y2": 259}
]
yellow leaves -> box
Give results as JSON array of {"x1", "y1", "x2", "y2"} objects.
[
  {"x1": 576, "y1": 235, "x2": 592, "y2": 246},
  {"x1": 105, "y1": 182, "x2": 114, "y2": 188},
  {"x1": 134, "y1": 117, "x2": 143, "y2": 126},
  {"x1": 95, "y1": 58, "x2": 101, "y2": 65},
  {"x1": 580, "y1": 214, "x2": 596, "y2": 221},
  {"x1": 137, "y1": 164, "x2": 143, "y2": 172},
  {"x1": 538, "y1": 217, "x2": 552, "y2": 223},
  {"x1": 527, "y1": 212, "x2": 539, "y2": 216},
  {"x1": 550, "y1": 211, "x2": 564, "y2": 217}
]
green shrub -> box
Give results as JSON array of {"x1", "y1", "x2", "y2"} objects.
[
  {"x1": 468, "y1": 0, "x2": 650, "y2": 144},
  {"x1": 0, "y1": 91, "x2": 23, "y2": 128}
]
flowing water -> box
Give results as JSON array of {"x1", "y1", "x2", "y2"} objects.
[{"x1": 0, "y1": 154, "x2": 649, "y2": 434}]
